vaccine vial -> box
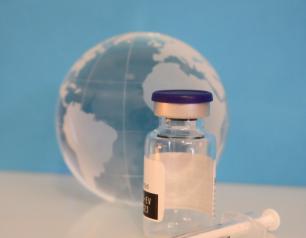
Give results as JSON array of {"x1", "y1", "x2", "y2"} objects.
[{"x1": 143, "y1": 90, "x2": 216, "y2": 238}]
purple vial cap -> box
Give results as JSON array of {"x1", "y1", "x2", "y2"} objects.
[{"x1": 152, "y1": 90, "x2": 213, "y2": 104}]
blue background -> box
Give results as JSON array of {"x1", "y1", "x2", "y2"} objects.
[{"x1": 1, "y1": 0, "x2": 306, "y2": 186}]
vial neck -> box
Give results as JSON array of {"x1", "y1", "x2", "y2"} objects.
[{"x1": 159, "y1": 117, "x2": 198, "y2": 130}]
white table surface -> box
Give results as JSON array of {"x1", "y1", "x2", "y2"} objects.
[{"x1": 0, "y1": 172, "x2": 305, "y2": 238}]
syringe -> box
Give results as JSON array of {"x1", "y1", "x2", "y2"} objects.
[{"x1": 177, "y1": 209, "x2": 280, "y2": 238}]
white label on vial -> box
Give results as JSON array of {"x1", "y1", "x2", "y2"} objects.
[
  {"x1": 143, "y1": 152, "x2": 215, "y2": 222},
  {"x1": 143, "y1": 158, "x2": 165, "y2": 222}
]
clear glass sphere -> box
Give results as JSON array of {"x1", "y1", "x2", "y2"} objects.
[{"x1": 56, "y1": 32, "x2": 228, "y2": 205}]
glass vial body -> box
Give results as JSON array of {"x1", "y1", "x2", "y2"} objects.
[{"x1": 143, "y1": 117, "x2": 216, "y2": 238}]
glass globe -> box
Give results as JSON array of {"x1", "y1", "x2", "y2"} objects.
[{"x1": 56, "y1": 32, "x2": 228, "y2": 205}]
